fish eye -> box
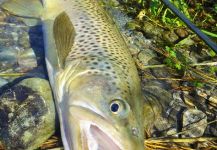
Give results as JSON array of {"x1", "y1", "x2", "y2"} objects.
[
  {"x1": 110, "y1": 102, "x2": 120, "y2": 113},
  {"x1": 109, "y1": 99, "x2": 130, "y2": 117}
]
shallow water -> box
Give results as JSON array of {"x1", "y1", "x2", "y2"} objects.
[{"x1": 0, "y1": 7, "x2": 56, "y2": 149}]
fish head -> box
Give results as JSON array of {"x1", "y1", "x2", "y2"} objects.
[{"x1": 61, "y1": 73, "x2": 144, "y2": 150}]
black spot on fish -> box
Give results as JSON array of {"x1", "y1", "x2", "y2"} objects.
[
  {"x1": 90, "y1": 67, "x2": 95, "y2": 69},
  {"x1": 105, "y1": 73, "x2": 110, "y2": 76},
  {"x1": 106, "y1": 66, "x2": 111, "y2": 69}
]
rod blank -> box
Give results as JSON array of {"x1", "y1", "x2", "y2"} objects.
[{"x1": 162, "y1": 0, "x2": 217, "y2": 53}]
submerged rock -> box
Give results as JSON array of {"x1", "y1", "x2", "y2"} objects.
[
  {"x1": 0, "y1": 7, "x2": 56, "y2": 149},
  {"x1": 0, "y1": 78, "x2": 55, "y2": 150},
  {"x1": 0, "y1": 9, "x2": 44, "y2": 73}
]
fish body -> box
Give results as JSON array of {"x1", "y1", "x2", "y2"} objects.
[{"x1": 1, "y1": 0, "x2": 144, "y2": 149}]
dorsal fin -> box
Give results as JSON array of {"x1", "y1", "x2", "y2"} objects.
[{"x1": 53, "y1": 12, "x2": 75, "y2": 68}]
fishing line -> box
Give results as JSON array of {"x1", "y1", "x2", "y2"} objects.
[{"x1": 161, "y1": 0, "x2": 217, "y2": 53}]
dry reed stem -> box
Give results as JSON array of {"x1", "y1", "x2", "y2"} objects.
[
  {"x1": 146, "y1": 137, "x2": 217, "y2": 143},
  {"x1": 0, "y1": 136, "x2": 217, "y2": 149},
  {"x1": 0, "y1": 73, "x2": 25, "y2": 77}
]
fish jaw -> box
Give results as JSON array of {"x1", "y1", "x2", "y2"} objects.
[
  {"x1": 60, "y1": 104, "x2": 143, "y2": 150},
  {"x1": 80, "y1": 121, "x2": 121, "y2": 150}
]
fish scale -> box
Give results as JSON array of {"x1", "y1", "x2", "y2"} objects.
[
  {"x1": 64, "y1": 0, "x2": 139, "y2": 98},
  {"x1": 1, "y1": 0, "x2": 144, "y2": 149}
]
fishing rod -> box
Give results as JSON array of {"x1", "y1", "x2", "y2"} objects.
[{"x1": 161, "y1": 0, "x2": 217, "y2": 53}]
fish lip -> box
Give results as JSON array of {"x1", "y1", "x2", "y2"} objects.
[
  {"x1": 69, "y1": 103, "x2": 123, "y2": 150},
  {"x1": 81, "y1": 121, "x2": 122, "y2": 150}
]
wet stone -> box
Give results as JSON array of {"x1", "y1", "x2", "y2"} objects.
[
  {"x1": 18, "y1": 32, "x2": 31, "y2": 48},
  {"x1": 0, "y1": 46, "x2": 18, "y2": 65},
  {"x1": 175, "y1": 28, "x2": 189, "y2": 38},
  {"x1": 142, "y1": 21, "x2": 163, "y2": 40},
  {"x1": 182, "y1": 109, "x2": 207, "y2": 137},
  {"x1": 0, "y1": 78, "x2": 55, "y2": 150},
  {"x1": 0, "y1": 11, "x2": 6, "y2": 22},
  {"x1": 18, "y1": 48, "x2": 37, "y2": 71},
  {"x1": 149, "y1": 59, "x2": 174, "y2": 79},
  {"x1": 162, "y1": 30, "x2": 179, "y2": 44},
  {"x1": 142, "y1": 85, "x2": 209, "y2": 138},
  {"x1": 4, "y1": 15, "x2": 25, "y2": 25},
  {"x1": 0, "y1": 78, "x2": 8, "y2": 87},
  {"x1": 137, "y1": 49, "x2": 156, "y2": 66},
  {"x1": 0, "y1": 20, "x2": 38, "y2": 72},
  {"x1": 142, "y1": 86, "x2": 174, "y2": 136}
]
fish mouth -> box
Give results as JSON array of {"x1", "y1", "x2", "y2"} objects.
[
  {"x1": 81, "y1": 121, "x2": 121, "y2": 150},
  {"x1": 68, "y1": 103, "x2": 123, "y2": 150}
]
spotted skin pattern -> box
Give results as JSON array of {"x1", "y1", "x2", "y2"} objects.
[
  {"x1": 0, "y1": 0, "x2": 144, "y2": 149},
  {"x1": 64, "y1": 0, "x2": 141, "y2": 103},
  {"x1": 53, "y1": 0, "x2": 144, "y2": 149}
]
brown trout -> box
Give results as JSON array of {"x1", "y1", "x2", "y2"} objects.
[{"x1": 1, "y1": 0, "x2": 144, "y2": 149}]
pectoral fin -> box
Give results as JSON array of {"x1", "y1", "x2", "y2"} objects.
[
  {"x1": 1, "y1": 0, "x2": 43, "y2": 26},
  {"x1": 53, "y1": 12, "x2": 76, "y2": 68}
]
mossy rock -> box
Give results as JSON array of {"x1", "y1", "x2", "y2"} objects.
[{"x1": 0, "y1": 78, "x2": 56, "y2": 150}]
